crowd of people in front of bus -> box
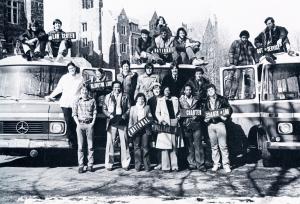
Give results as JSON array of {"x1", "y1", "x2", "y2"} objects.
[{"x1": 43, "y1": 16, "x2": 293, "y2": 174}]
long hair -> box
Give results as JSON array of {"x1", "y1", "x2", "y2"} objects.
[
  {"x1": 155, "y1": 16, "x2": 167, "y2": 27},
  {"x1": 66, "y1": 61, "x2": 80, "y2": 74},
  {"x1": 134, "y1": 93, "x2": 146, "y2": 105},
  {"x1": 176, "y1": 27, "x2": 187, "y2": 40}
]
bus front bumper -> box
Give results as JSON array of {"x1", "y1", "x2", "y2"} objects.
[
  {"x1": 267, "y1": 141, "x2": 300, "y2": 150},
  {"x1": 0, "y1": 139, "x2": 71, "y2": 149}
]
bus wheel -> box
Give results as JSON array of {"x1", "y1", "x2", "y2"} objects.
[{"x1": 261, "y1": 135, "x2": 272, "y2": 167}]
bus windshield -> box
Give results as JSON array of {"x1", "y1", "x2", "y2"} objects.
[
  {"x1": 0, "y1": 65, "x2": 67, "y2": 100},
  {"x1": 263, "y1": 63, "x2": 300, "y2": 100}
]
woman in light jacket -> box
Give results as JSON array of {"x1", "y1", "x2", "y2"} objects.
[
  {"x1": 155, "y1": 86, "x2": 184, "y2": 172},
  {"x1": 128, "y1": 93, "x2": 152, "y2": 172}
]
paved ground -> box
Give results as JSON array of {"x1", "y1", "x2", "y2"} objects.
[{"x1": 1, "y1": 149, "x2": 300, "y2": 204}]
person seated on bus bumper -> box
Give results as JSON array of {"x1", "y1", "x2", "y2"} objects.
[
  {"x1": 255, "y1": 17, "x2": 291, "y2": 54},
  {"x1": 203, "y1": 84, "x2": 232, "y2": 173},
  {"x1": 46, "y1": 19, "x2": 72, "y2": 62},
  {"x1": 19, "y1": 20, "x2": 48, "y2": 61},
  {"x1": 173, "y1": 27, "x2": 207, "y2": 66},
  {"x1": 72, "y1": 85, "x2": 97, "y2": 173},
  {"x1": 134, "y1": 29, "x2": 155, "y2": 64},
  {"x1": 152, "y1": 26, "x2": 175, "y2": 64}
]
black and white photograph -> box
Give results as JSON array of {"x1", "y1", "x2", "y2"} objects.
[{"x1": 0, "y1": 0, "x2": 300, "y2": 203}]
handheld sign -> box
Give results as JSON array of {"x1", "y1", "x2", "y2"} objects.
[
  {"x1": 128, "y1": 116, "x2": 153, "y2": 137},
  {"x1": 50, "y1": 32, "x2": 76, "y2": 40},
  {"x1": 180, "y1": 109, "x2": 202, "y2": 118},
  {"x1": 257, "y1": 44, "x2": 281, "y2": 54},
  {"x1": 205, "y1": 108, "x2": 231, "y2": 119},
  {"x1": 89, "y1": 81, "x2": 112, "y2": 89},
  {"x1": 153, "y1": 47, "x2": 175, "y2": 54},
  {"x1": 152, "y1": 123, "x2": 178, "y2": 134}
]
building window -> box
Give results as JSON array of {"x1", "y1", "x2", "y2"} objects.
[
  {"x1": 121, "y1": 26, "x2": 126, "y2": 35},
  {"x1": 82, "y1": 23, "x2": 87, "y2": 32},
  {"x1": 82, "y1": 38, "x2": 88, "y2": 47},
  {"x1": 82, "y1": 0, "x2": 93, "y2": 9},
  {"x1": 6, "y1": 0, "x2": 19, "y2": 24},
  {"x1": 120, "y1": 44, "x2": 126, "y2": 53}
]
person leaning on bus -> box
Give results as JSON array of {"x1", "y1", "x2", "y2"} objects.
[
  {"x1": 203, "y1": 84, "x2": 232, "y2": 173},
  {"x1": 45, "y1": 61, "x2": 83, "y2": 147}
]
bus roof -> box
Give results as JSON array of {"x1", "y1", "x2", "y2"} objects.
[
  {"x1": 130, "y1": 63, "x2": 199, "y2": 70},
  {"x1": 272, "y1": 52, "x2": 300, "y2": 64},
  {"x1": 0, "y1": 55, "x2": 92, "y2": 68}
]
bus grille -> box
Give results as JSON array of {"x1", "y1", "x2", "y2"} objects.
[{"x1": 1, "y1": 121, "x2": 47, "y2": 134}]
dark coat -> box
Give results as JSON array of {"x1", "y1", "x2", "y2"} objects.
[
  {"x1": 184, "y1": 77, "x2": 210, "y2": 102},
  {"x1": 229, "y1": 40, "x2": 258, "y2": 65},
  {"x1": 19, "y1": 28, "x2": 48, "y2": 43},
  {"x1": 254, "y1": 26, "x2": 290, "y2": 52},
  {"x1": 162, "y1": 74, "x2": 186, "y2": 98},
  {"x1": 202, "y1": 94, "x2": 232, "y2": 124}
]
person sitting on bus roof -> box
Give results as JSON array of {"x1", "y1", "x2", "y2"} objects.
[
  {"x1": 46, "y1": 19, "x2": 72, "y2": 62},
  {"x1": 134, "y1": 29, "x2": 155, "y2": 64},
  {"x1": 152, "y1": 26, "x2": 175, "y2": 65},
  {"x1": 153, "y1": 16, "x2": 172, "y2": 38},
  {"x1": 173, "y1": 27, "x2": 207, "y2": 66},
  {"x1": 135, "y1": 63, "x2": 160, "y2": 101},
  {"x1": 254, "y1": 17, "x2": 291, "y2": 54},
  {"x1": 19, "y1": 20, "x2": 48, "y2": 61}
]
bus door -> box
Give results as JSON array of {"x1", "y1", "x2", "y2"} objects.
[{"x1": 220, "y1": 65, "x2": 261, "y2": 158}]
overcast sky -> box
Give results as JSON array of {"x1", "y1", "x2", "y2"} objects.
[{"x1": 44, "y1": 0, "x2": 300, "y2": 46}]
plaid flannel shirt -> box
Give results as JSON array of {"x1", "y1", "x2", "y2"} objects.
[{"x1": 72, "y1": 97, "x2": 97, "y2": 121}]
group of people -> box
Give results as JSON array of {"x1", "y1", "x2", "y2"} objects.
[
  {"x1": 135, "y1": 16, "x2": 207, "y2": 66},
  {"x1": 226, "y1": 17, "x2": 291, "y2": 99},
  {"x1": 45, "y1": 59, "x2": 232, "y2": 174},
  {"x1": 43, "y1": 16, "x2": 292, "y2": 174},
  {"x1": 18, "y1": 19, "x2": 71, "y2": 61}
]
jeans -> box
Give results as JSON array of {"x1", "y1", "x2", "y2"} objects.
[
  {"x1": 46, "y1": 40, "x2": 69, "y2": 57},
  {"x1": 207, "y1": 122, "x2": 230, "y2": 167},
  {"x1": 22, "y1": 40, "x2": 46, "y2": 55},
  {"x1": 133, "y1": 130, "x2": 151, "y2": 170},
  {"x1": 105, "y1": 125, "x2": 131, "y2": 169},
  {"x1": 185, "y1": 128, "x2": 205, "y2": 168},
  {"x1": 76, "y1": 123, "x2": 94, "y2": 167}
]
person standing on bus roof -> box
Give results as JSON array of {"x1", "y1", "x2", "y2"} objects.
[
  {"x1": 45, "y1": 61, "x2": 83, "y2": 147},
  {"x1": 46, "y1": 19, "x2": 72, "y2": 62},
  {"x1": 203, "y1": 84, "x2": 232, "y2": 173},
  {"x1": 255, "y1": 17, "x2": 291, "y2": 53},
  {"x1": 19, "y1": 20, "x2": 48, "y2": 61},
  {"x1": 72, "y1": 85, "x2": 97, "y2": 173},
  {"x1": 225, "y1": 30, "x2": 258, "y2": 99},
  {"x1": 102, "y1": 81, "x2": 131, "y2": 171}
]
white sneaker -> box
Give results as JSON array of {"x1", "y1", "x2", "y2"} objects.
[
  {"x1": 223, "y1": 165, "x2": 231, "y2": 173},
  {"x1": 212, "y1": 165, "x2": 219, "y2": 172},
  {"x1": 192, "y1": 58, "x2": 209, "y2": 66}
]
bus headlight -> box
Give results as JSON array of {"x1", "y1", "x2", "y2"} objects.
[
  {"x1": 49, "y1": 122, "x2": 65, "y2": 134},
  {"x1": 278, "y1": 123, "x2": 293, "y2": 134}
]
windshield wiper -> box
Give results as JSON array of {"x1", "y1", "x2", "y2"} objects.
[
  {"x1": 23, "y1": 93, "x2": 44, "y2": 98},
  {"x1": 0, "y1": 95, "x2": 19, "y2": 101}
]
